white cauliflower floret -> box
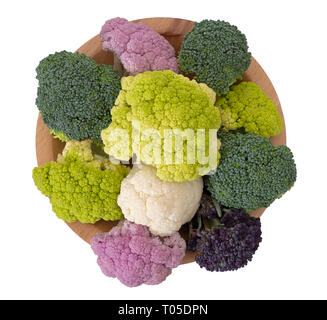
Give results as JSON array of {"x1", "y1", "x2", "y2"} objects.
[{"x1": 118, "y1": 164, "x2": 203, "y2": 236}]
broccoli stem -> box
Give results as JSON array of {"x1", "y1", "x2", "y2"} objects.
[
  {"x1": 203, "y1": 217, "x2": 221, "y2": 231},
  {"x1": 212, "y1": 198, "x2": 222, "y2": 218}
]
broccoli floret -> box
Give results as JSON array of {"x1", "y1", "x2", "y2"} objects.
[
  {"x1": 187, "y1": 195, "x2": 262, "y2": 272},
  {"x1": 32, "y1": 140, "x2": 130, "y2": 223},
  {"x1": 217, "y1": 82, "x2": 283, "y2": 138},
  {"x1": 178, "y1": 19, "x2": 251, "y2": 95},
  {"x1": 36, "y1": 51, "x2": 122, "y2": 143},
  {"x1": 205, "y1": 131, "x2": 297, "y2": 211}
]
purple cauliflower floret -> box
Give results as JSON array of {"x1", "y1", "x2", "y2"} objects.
[
  {"x1": 90, "y1": 220, "x2": 186, "y2": 287},
  {"x1": 100, "y1": 17, "x2": 180, "y2": 75}
]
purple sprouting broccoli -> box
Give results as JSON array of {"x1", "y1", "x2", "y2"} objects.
[
  {"x1": 196, "y1": 193, "x2": 221, "y2": 219},
  {"x1": 90, "y1": 220, "x2": 186, "y2": 287},
  {"x1": 100, "y1": 17, "x2": 180, "y2": 76},
  {"x1": 188, "y1": 193, "x2": 262, "y2": 272}
]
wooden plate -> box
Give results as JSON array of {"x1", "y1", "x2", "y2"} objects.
[{"x1": 35, "y1": 17, "x2": 286, "y2": 264}]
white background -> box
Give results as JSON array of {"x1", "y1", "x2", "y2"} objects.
[{"x1": 0, "y1": 0, "x2": 326, "y2": 300}]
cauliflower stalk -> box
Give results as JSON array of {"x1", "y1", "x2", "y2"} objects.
[
  {"x1": 101, "y1": 70, "x2": 222, "y2": 182},
  {"x1": 117, "y1": 164, "x2": 203, "y2": 236},
  {"x1": 91, "y1": 220, "x2": 186, "y2": 287},
  {"x1": 32, "y1": 140, "x2": 130, "y2": 223},
  {"x1": 216, "y1": 82, "x2": 283, "y2": 137}
]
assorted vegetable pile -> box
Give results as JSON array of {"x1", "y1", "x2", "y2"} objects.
[{"x1": 33, "y1": 17, "x2": 297, "y2": 287}]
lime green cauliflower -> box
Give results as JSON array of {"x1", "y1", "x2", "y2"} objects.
[
  {"x1": 216, "y1": 82, "x2": 283, "y2": 138},
  {"x1": 101, "y1": 71, "x2": 221, "y2": 182},
  {"x1": 32, "y1": 140, "x2": 130, "y2": 223}
]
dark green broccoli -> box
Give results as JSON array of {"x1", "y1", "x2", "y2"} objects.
[
  {"x1": 205, "y1": 131, "x2": 297, "y2": 211},
  {"x1": 36, "y1": 51, "x2": 121, "y2": 143},
  {"x1": 178, "y1": 20, "x2": 251, "y2": 95}
]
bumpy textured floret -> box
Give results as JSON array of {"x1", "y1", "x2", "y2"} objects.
[
  {"x1": 205, "y1": 131, "x2": 297, "y2": 211},
  {"x1": 216, "y1": 82, "x2": 283, "y2": 137},
  {"x1": 32, "y1": 140, "x2": 130, "y2": 223},
  {"x1": 91, "y1": 220, "x2": 186, "y2": 287},
  {"x1": 36, "y1": 51, "x2": 121, "y2": 143},
  {"x1": 188, "y1": 199, "x2": 262, "y2": 272},
  {"x1": 49, "y1": 129, "x2": 70, "y2": 142},
  {"x1": 178, "y1": 19, "x2": 251, "y2": 95},
  {"x1": 192, "y1": 80, "x2": 216, "y2": 104},
  {"x1": 101, "y1": 70, "x2": 222, "y2": 182},
  {"x1": 101, "y1": 17, "x2": 179, "y2": 75},
  {"x1": 118, "y1": 164, "x2": 203, "y2": 236}
]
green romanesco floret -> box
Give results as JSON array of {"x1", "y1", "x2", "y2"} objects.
[
  {"x1": 205, "y1": 131, "x2": 297, "y2": 211},
  {"x1": 58, "y1": 140, "x2": 95, "y2": 164},
  {"x1": 191, "y1": 80, "x2": 216, "y2": 104},
  {"x1": 32, "y1": 140, "x2": 130, "y2": 223},
  {"x1": 49, "y1": 129, "x2": 70, "y2": 142},
  {"x1": 101, "y1": 70, "x2": 222, "y2": 182},
  {"x1": 216, "y1": 82, "x2": 283, "y2": 137},
  {"x1": 36, "y1": 51, "x2": 122, "y2": 143},
  {"x1": 178, "y1": 19, "x2": 251, "y2": 95}
]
